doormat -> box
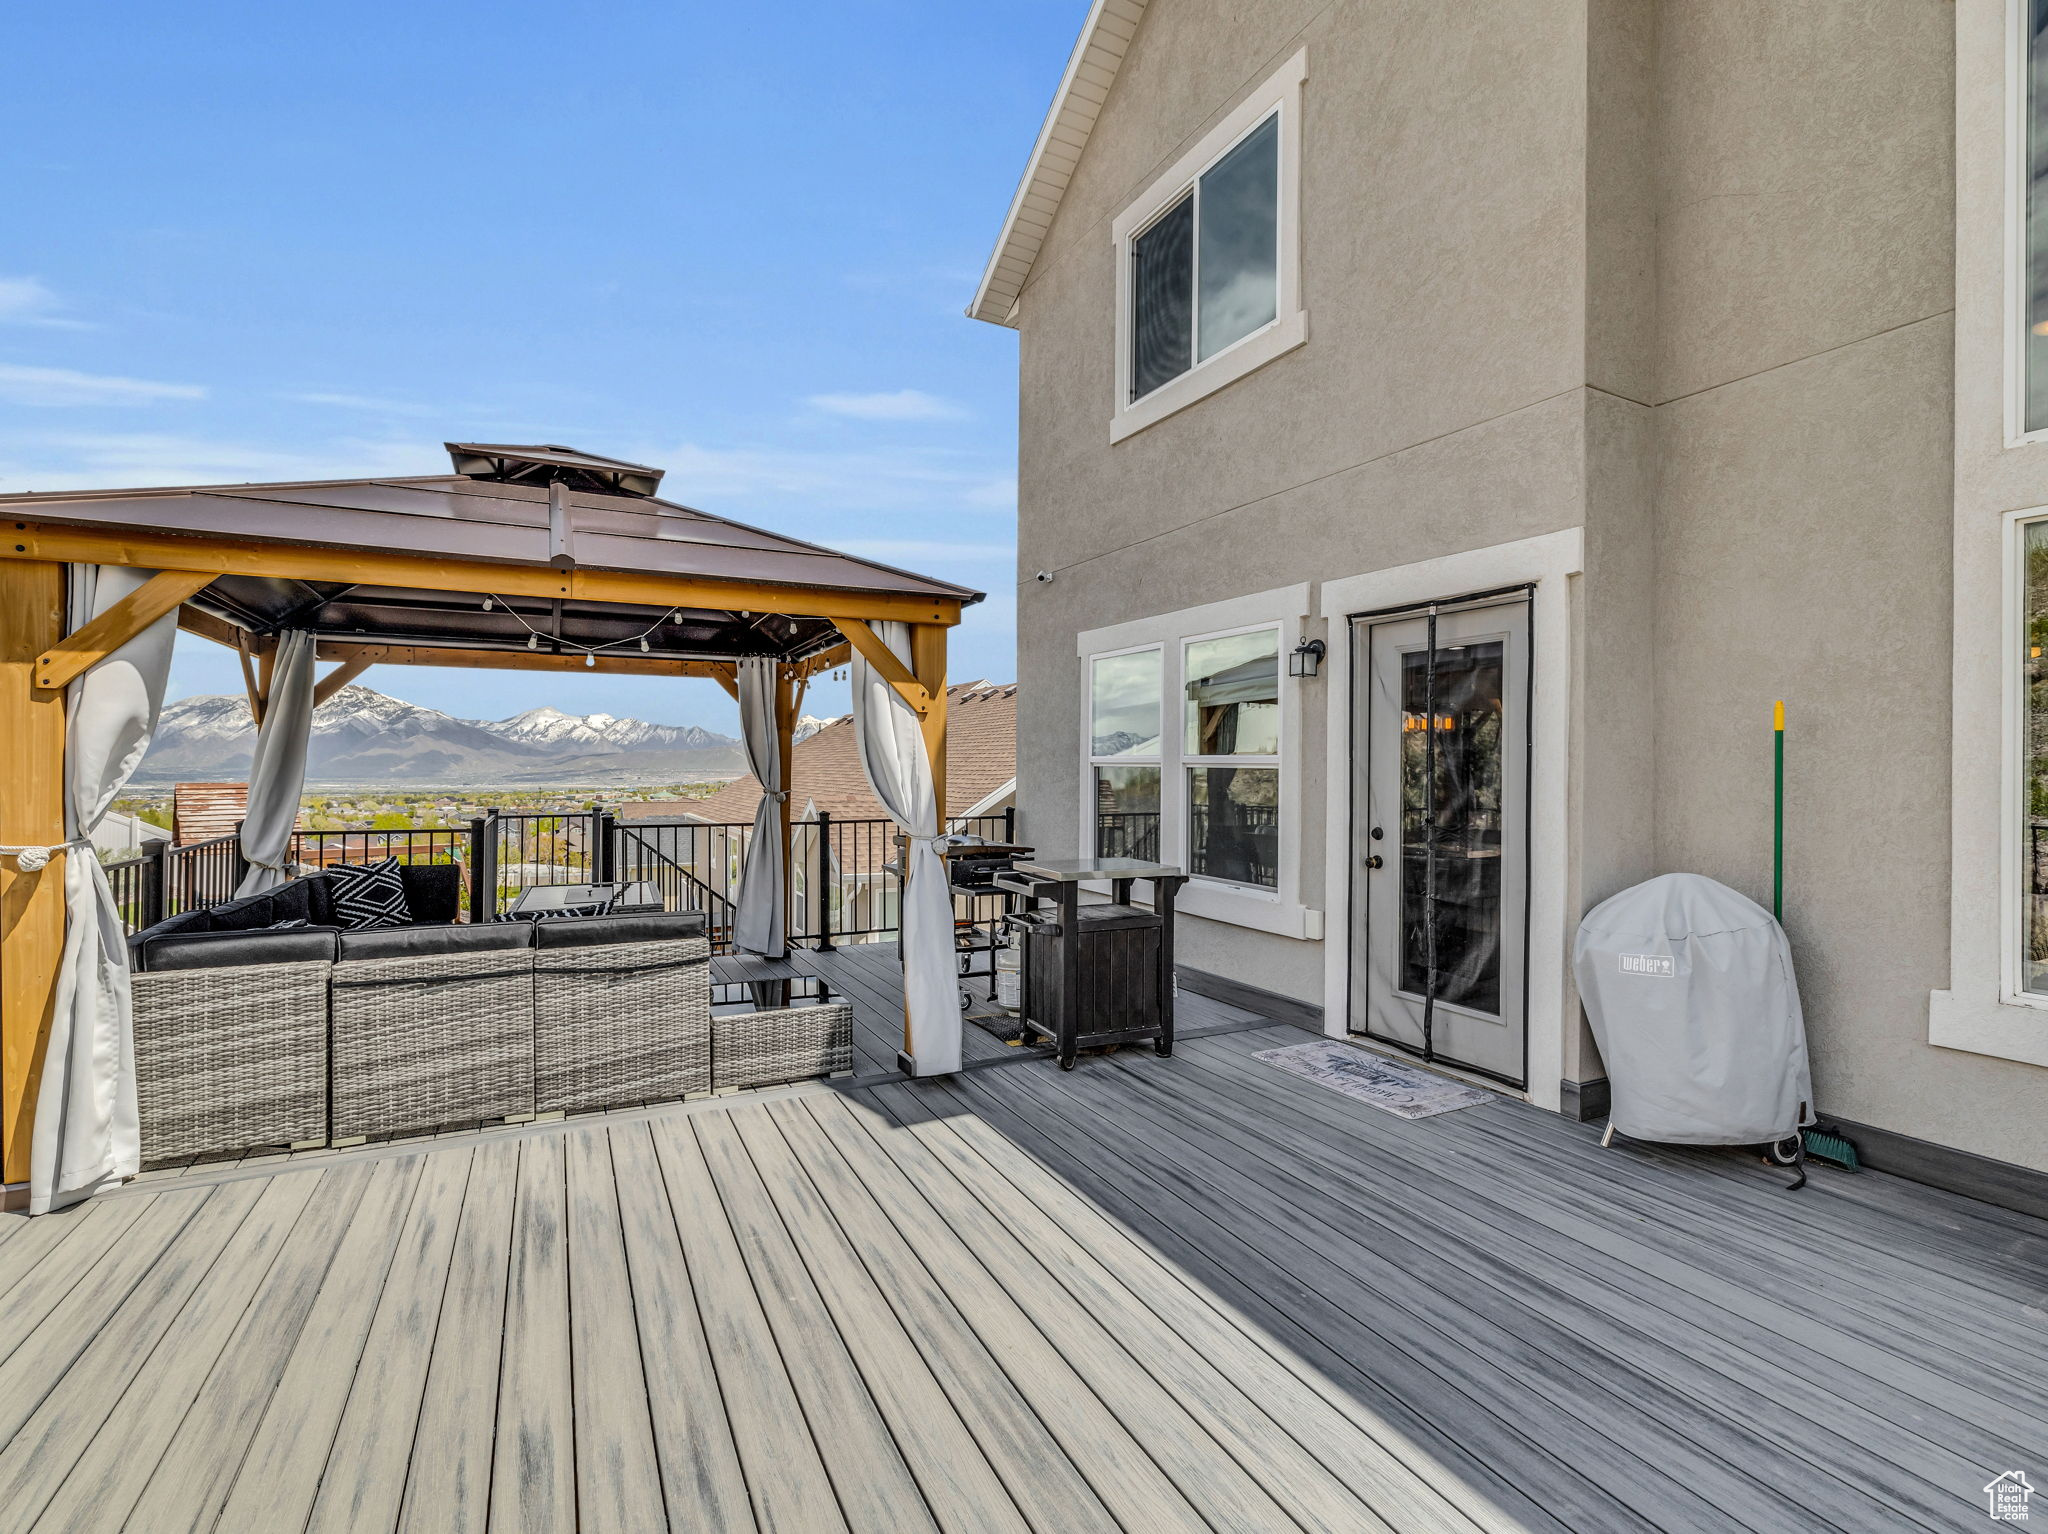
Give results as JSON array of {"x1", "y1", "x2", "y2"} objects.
[{"x1": 1253, "y1": 1040, "x2": 1495, "y2": 1119}]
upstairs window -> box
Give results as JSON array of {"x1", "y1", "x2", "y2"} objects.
[
  {"x1": 2025, "y1": 2, "x2": 2048, "y2": 435},
  {"x1": 1130, "y1": 114, "x2": 1280, "y2": 401},
  {"x1": 1111, "y1": 51, "x2": 1307, "y2": 443}
]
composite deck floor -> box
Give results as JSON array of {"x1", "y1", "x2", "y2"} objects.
[{"x1": 0, "y1": 1013, "x2": 2043, "y2": 1530}]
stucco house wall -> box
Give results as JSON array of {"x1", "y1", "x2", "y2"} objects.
[{"x1": 993, "y1": 0, "x2": 2048, "y2": 1174}]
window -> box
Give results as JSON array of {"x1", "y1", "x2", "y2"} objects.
[
  {"x1": 1079, "y1": 585, "x2": 1311, "y2": 938},
  {"x1": 1130, "y1": 115, "x2": 1280, "y2": 401},
  {"x1": 1111, "y1": 51, "x2": 1306, "y2": 442},
  {"x1": 2026, "y1": 5, "x2": 2048, "y2": 435},
  {"x1": 2022, "y1": 521, "x2": 2048, "y2": 992},
  {"x1": 1089, "y1": 649, "x2": 1162, "y2": 861},
  {"x1": 1183, "y1": 629, "x2": 1280, "y2": 888}
]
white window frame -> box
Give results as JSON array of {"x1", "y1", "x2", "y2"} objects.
[
  {"x1": 2001, "y1": 508, "x2": 2048, "y2": 1008},
  {"x1": 1109, "y1": 49, "x2": 1309, "y2": 445},
  {"x1": 1180, "y1": 621, "x2": 1285, "y2": 895},
  {"x1": 1077, "y1": 584, "x2": 1315, "y2": 938},
  {"x1": 1086, "y1": 642, "x2": 1165, "y2": 861}
]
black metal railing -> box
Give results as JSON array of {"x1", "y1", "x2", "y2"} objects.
[
  {"x1": 1095, "y1": 811, "x2": 1161, "y2": 862},
  {"x1": 114, "y1": 807, "x2": 1022, "y2": 945}
]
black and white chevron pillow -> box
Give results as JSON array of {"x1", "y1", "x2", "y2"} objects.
[{"x1": 327, "y1": 858, "x2": 412, "y2": 930}]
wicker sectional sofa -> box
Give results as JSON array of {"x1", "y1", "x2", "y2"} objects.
[{"x1": 127, "y1": 882, "x2": 852, "y2": 1165}]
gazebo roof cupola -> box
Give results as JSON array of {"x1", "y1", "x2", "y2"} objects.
[{"x1": 445, "y1": 442, "x2": 664, "y2": 498}]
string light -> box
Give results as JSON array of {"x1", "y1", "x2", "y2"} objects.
[
  {"x1": 486, "y1": 593, "x2": 690, "y2": 665},
  {"x1": 481, "y1": 596, "x2": 493, "y2": 611}
]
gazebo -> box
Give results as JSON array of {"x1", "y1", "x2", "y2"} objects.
[{"x1": 0, "y1": 443, "x2": 982, "y2": 1210}]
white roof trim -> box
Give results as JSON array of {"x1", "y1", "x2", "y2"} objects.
[
  {"x1": 955, "y1": 778, "x2": 1019, "y2": 820},
  {"x1": 967, "y1": 0, "x2": 1148, "y2": 328}
]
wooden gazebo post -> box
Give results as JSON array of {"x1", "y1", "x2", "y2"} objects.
[{"x1": 0, "y1": 561, "x2": 66, "y2": 1187}]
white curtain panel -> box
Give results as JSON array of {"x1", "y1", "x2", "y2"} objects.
[
  {"x1": 732, "y1": 656, "x2": 786, "y2": 957},
  {"x1": 850, "y1": 622, "x2": 961, "y2": 1076},
  {"x1": 31, "y1": 566, "x2": 176, "y2": 1214},
  {"x1": 235, "y1": 629, "x2": 316, "y2": 897}
]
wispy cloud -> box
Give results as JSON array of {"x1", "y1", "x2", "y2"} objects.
[
  {"x1": 659, "y1": 440, "x2": 1012, "y2": 516},
  {"x1": 832, "y1": 538, "x2": 1015, "y2": 564},
  {"x1": 0, "y1": 363, "x2": 205, "y2": 407},
  {"x1": 806, "y1": 388, "x2": 968, "y2": 422},
  {"x1": 283, "y1": 390, "x2": 440, "y2": 417},
  {"x1": 0, "y1": 276, "x2": 92, "y2": 331},
  {"x1": 0, "y1": 431, "x2": 434, "y2": 492}
]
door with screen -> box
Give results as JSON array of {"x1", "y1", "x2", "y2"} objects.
[{"x1": 1351, "y1": 598, "x2": 1529, "y2": 1086}]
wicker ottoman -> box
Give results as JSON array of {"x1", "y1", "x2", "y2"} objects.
[
  {"x1": 533, "y1": 933, "x2": 712, "y2": 1112},
  {"x1": 331, "y1": 938, "x2": 535, "y2": 1138},
  {"x1": 712, "y1": 1002, "x2": 854, "y2": 1091},
  {"x1": 132, "y1": 958, "x2": 331, "y2": 1162}
]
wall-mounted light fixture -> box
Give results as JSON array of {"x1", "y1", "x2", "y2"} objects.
[{"x1": 1288, "y1": 636, "x2": 1326, "y2": 678}]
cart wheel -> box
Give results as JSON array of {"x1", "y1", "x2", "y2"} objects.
[
  {"x1": 1058, "y1": 1052, "x2": 1078, "y2": 1071},
  {"x1": 1765, "y1": 1134, "x2": 1802, "y2": 1167},
  {"x1": 1155, "y1": 1041, "x2": 1173, "y2": 1058},
  {"x1": 958, "y1": 988, "x2": 974, "y2": 1012}
]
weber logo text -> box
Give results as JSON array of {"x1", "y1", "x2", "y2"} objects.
[{"x1": 1618, "y1": 953, "x2": 1676, "y2": 977}]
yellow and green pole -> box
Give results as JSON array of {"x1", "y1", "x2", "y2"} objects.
[{"x1": 1773, "y1": 700, "x2": 1785, "y2": 922}]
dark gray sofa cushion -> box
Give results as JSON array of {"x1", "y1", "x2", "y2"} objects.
[
  {"x1": 532, "y1": 912, "x2": 709, "y2": 949},
  {"x1": 138, "y1": 927, "x2": 341, "y2": 972},
  {"x1": 399, "y1": 863, "x2": 464, "y2": 925},
  {"x1": 208, "y1": 889, "x2": 278, "y2": 932},
  {"x1": 338, "y1": 922, "x2": 533, "y2": 962}
]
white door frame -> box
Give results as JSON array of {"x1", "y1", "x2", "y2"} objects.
[{"x1": 1319, "y1": 528, "x2": 1583, "y2": 1113}]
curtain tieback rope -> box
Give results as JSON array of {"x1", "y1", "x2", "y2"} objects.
[
  {"x1": 765, "y1": 790, "x2": 789, "y2": 803},
  {"x1": 1, "y1": 838, "x2": 91, "y2": 871}
]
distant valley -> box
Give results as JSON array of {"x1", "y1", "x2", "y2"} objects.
[{"x1": 134, "y1": 685, "x2": 770, "y2": 788}]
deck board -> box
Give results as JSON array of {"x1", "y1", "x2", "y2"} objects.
[{"x1": 0, "y1": 971, "x2": 2040, "y2": 1533}]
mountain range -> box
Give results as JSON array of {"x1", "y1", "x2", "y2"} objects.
[{"x1": 134, "y1": 685, "x2": 753, "y2": 787}]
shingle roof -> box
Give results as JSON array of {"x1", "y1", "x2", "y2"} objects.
[{"x1": 624, "y1": 682, "x2": 1017, "y2": 827}]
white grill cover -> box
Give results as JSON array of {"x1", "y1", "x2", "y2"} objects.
[{"x1": 1573, "y1": 873, "x2": 1814, "y2": 1145}]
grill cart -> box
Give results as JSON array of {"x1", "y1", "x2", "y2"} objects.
[
  {"x1": 993, "y1": 857, "x2": 1186, "y2": 1069},
  {"x1": 937, "y1": 838, "x2": 1034, "y2": 1008}
]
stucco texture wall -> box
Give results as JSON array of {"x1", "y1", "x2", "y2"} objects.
[{"x1": 1012, "y1": 0, "x2": 1597, "y2": 1005}]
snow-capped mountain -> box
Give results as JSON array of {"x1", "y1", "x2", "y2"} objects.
[
  {"x1": 490, "y1": 705, "x2": 734, "y2": 752},
  {"x1": 792, "y1": 714, "x2": 836, "y2": 744},
  {"x1": 135, "y1": 685, "x2": 747, "y2": 787}
]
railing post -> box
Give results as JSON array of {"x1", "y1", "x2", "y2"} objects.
[
  {"x1": 814, "y1": 809, "x2": 834, "y2": 952},
  {"x1": 595, "y1": 807, "x2": 618, "y2": 884},
  {"x1": 231, "y1": 818, "x2": 250, "y2": 890},
  {"x1": 478, "y1": 812, "x2": 501, "y2": 920},
  {"x1": 141, "y1": 838, "x2": 168, "y2": 929},
  {"x1": 467, "y1": 816, "x2": 489, "y2": 923},
  {"x1": 1003, "y1": 805, "x2": 1016, "y2": 845}
]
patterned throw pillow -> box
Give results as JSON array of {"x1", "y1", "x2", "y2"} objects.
[
  {"x1": 267, "y1": 917, "x2": 310, "y2": 930},
  {"x1": 326, "y1": 858, "x2": 412, "y2": 930}
]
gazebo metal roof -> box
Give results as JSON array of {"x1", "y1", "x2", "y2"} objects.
[{"x1": 0, "y1": 443, "x2": 981, "y2": 670}]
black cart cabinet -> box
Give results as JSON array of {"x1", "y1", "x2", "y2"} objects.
[{"x1": 994, "y1": 858, "x2": 1186, "y2": 1070}]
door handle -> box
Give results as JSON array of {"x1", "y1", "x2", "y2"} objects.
[{"x1": 1363, "y1": 854, "x2": 1384, "y2": 870}]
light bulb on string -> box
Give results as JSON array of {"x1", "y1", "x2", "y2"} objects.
[
  {"x1": 527, "y1": 634, "x2": 538, "y2": 650},
  {"x1": 482, "y1": 596, "x2": 493, "y2": 611},
  {"x1": 639, "y1": 638, "x2": 649, "y2": 652},
  {"x1": 585, "y1": 653, "x2": 595, "y2": 668}
]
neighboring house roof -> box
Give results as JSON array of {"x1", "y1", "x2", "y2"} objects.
[
  {"x1": 968, "y1": 0, "x2": 1149, "y2": 327},
  {"x1": 171, "y1": 782, "x2": 248, "y2": 845},
  {"x1": 623, "y1": 681, "x2": 1018, "y2": 827}
]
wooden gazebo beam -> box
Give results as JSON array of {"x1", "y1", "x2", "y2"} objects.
[{"x1": 3, "y1": 523, "x2": 963, "y2": 627}]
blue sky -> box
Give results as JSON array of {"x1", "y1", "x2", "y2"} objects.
[{"x1": 0, "y1": 0, "x2": 1072, "y2": 732}]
